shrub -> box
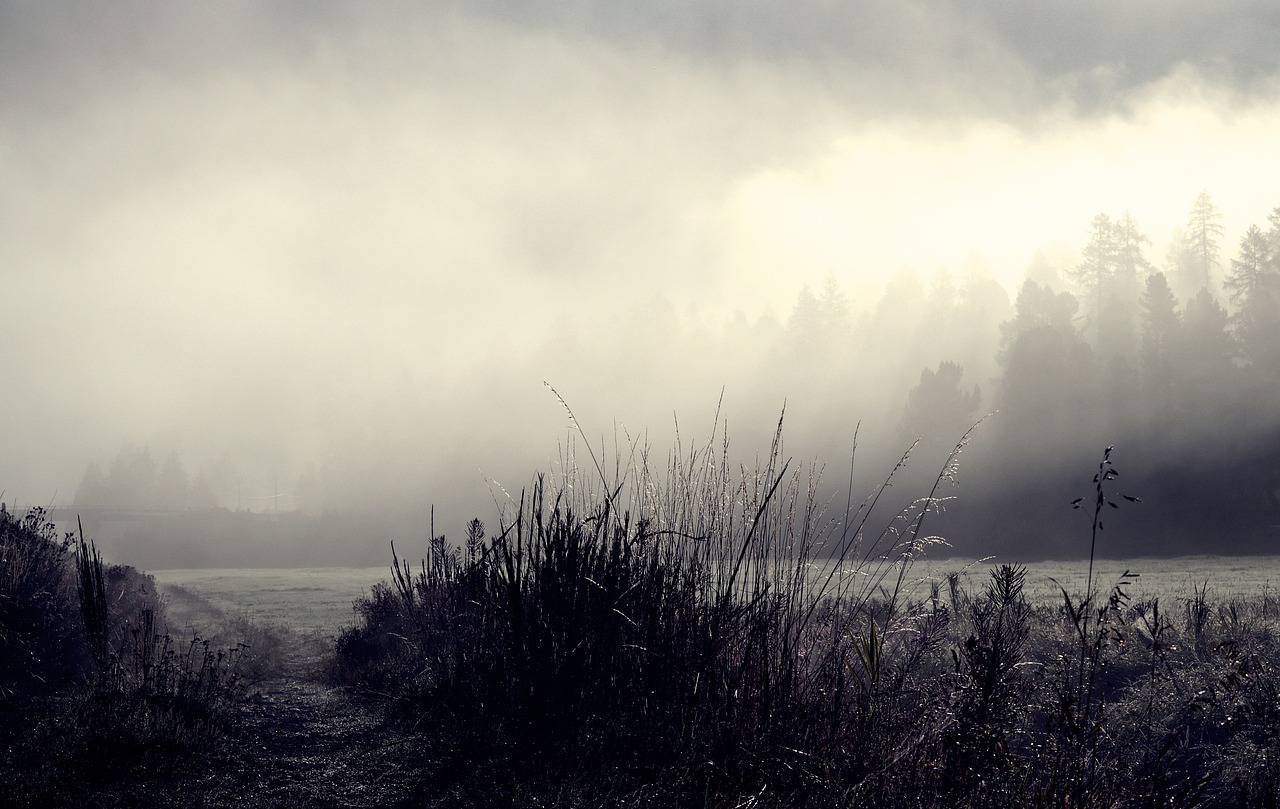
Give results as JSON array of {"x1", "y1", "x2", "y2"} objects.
[
  {"x1": 0, "y1": 506, "x2": 245, "y2": 803},
  {"x1": 0, "y1": 507, "x2": 90, "y2": 703}
]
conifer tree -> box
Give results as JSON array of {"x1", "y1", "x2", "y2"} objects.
[
  {"x1": 1139, "y1": 272, "x2": 1180, "y2": 407},
  {"x1": 1183, "y1": 190, "x2": 1224, "y2": 297},
  {"x1": 997, "y1": 279, "x2": 1079, "y2": 367},
  {"x1": 1069, "y1": 213, "x2": 1115, "y2": 345},
  {"x1": 1224, "y1": 224, "x2": 1280, "y2": 372}
]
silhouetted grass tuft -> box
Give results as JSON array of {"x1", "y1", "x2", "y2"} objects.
[{"x1": 332, "y1": 414, "x2": 975, "y2": 804}]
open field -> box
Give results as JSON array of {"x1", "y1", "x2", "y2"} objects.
[
  {"x1": 152, "y1": 567, "x2": 388, "y2": 635},
  {"x1": 152, "y1": 555, "x2": 1280, "y2": 637}
]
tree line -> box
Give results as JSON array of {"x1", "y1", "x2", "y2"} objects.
[{"x1": 69, "y1": 190, "x2": 1280, "y2": 556}]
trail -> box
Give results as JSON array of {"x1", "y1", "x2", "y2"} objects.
[
  {"x1": 205, "y1": 677, "x2": 430, "y2": 808},
  {"x1": 155, "y1": 583, "x2": 437, "y2": 808}
]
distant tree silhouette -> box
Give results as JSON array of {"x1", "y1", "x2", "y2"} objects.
[
  {"x1": 1024, "y1": 246, "x2": 1072, "y2": 290},
  {"x1": 1104, "y1": 212, "x2": 1151, "y2": 357},
  {"x1": 1181, "y1": 190, "x2": 1224, "y2": 299},
  {"x1": 1139, "y1": 272, "x2": 1180, "y2": 411},
  {"x1": 155, "y1": 451, "x2": 191, "y2": 509},
  {"x1": 1066, "y1": 212, "x2": 1148, "y2": 358},
  {"x1": 105, "y1": 446, "x2": 158, "y2": 509},
  {"x1": 1224, "y1": 223, "x2": 1280, "y2": 373},
  {"x1": 73, "y1": 446, "x2": 211, "y2": 510},
  {"x1": 898, "y1": 360, "x2": 981, "y2": 450},
  {"x1": 861, "y1": 268, "x2": 930, "y2": 391},
  {"x1": 785, "y1": 283, "x2": 823, "y2": 357},
  {"x1": 1177, "y1": 288, "x2": 1237, "y2": 419},
  {"x1": 997, "y1": 279, "x2": 1078, "y2": 368},
  {"x1": 817, "y1": 272, "x2": 852, "y2": 338},
  {"x1": 73, "y1": 463, "x2": 110, "y2": 508},
  {"x1": 995, "y1": 322, "x2": 1097, "y2": 456},
  {"x1": 1069, "y1": 213, "x2": 1116, "y2": 345}
]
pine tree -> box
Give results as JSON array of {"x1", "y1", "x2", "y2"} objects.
[
  {"x1": 1183, "y1": 190, "x2": 1224, "y2": 297},
  {"x1": 898, "y1": 361, "x2": 981, "y2": 450},
  {"x1": 1181, "y1": 288, "x2": 1235, "y2": 385},
  {"x1": 1105, "y1": 212, "x2": 1151, "y2": 357},
  {"x1": 997, "y1": 279, "x2": 1079, "y2": 367},
  {"x1": 1224, "y1": 224, "x2": 1280, "y2": 372},
  {"x1": 1069, "y1": 213, "x2": 1115, "y2": 345},
  {"x1": 785, "y1": 283, "x2": 822, "y2": 357},
  {"x1": 1139, "y1": 271, "x2": 1180, "y2": 406},
  {"x1": 817, "y1": 272, "x2": 852, "y2": 337}
]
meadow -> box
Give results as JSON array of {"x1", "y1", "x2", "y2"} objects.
[
  {"x1": 151, "y1": 556, "x2": 1280, "y2": 639},
  {"x1": 9, "y1": 424, "x2": 1280, "y2": 807}
]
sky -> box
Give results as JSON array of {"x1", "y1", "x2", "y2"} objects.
[{"x1": 3, "y1": 1, "x2": 1280, "y2": 539}]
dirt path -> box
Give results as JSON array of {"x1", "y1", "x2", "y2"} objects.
[
  {"x1": 153, "y1": 584, "x2": 441, "y2": 807},
  {"x1": 204, "y1": 677, "x2": 431, "y2": 808}
]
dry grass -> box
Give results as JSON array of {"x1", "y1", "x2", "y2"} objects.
[{"x1": 332, "y1": 427, "x2": 1280, "y2": 807}]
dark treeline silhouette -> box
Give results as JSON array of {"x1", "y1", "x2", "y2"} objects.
[
  {"x1": 70, "y1": 192, "x2": 1280, "y2": 565},
  {"x1": 965, "y1": 194, "x2": 1280, "y2": 557}
]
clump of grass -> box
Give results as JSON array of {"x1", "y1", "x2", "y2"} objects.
[
  {"x1": 68, "y1": 604, "x2": 246, "y2": 784},
  {"x1": 332, "y1": 405, "x2": 974, "y2": 805}
]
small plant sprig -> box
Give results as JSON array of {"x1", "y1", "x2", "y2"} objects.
[
  {"x1": 1071, "y1": 445, "x2": 1141, "y2": 608},
  {"x1": 1059, "y1": 445, "x2": 1141, "y2": 802}
]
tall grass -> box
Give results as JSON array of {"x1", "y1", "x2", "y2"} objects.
[
  {"x1": 333, "y1": 421, "x2": 1280, "y2": 807},
  {"x1": 333, "y1": 408, "x2": 971, "y2": 804}
]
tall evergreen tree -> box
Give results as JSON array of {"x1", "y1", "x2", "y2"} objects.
[
  {"x1": 1181, "y1": 288, "x2": 1235, "y2": 389},
  {"x1": 785, "y1": 283, "x2": 822, "y2": 355},
  {"x1": 1224, "y1": 224, "x2": 1280, "y2": 372},
  {"x1": 1069, "y1": 213, "x2": 1115, "y2": 344},
  {"x1": 1183, "y1": 190, "x2": 1224, "y2": 297},
  {"x1": 1105, "y1": 212, "x2": 1152, "y2": 357},
  {"x1": 898, "y1": 360, "x2": 981, "y2": 450},
  {"x1": 1139, "y1": 272, "x2": 1180, "y2": 409},
  {"x1": 817, "y1": 272, "x2": 852, "y2": 337},
  {"x1": 997, "y1": 279, "x2": 1079, "y2": 367}
]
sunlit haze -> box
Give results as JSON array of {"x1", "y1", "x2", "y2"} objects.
[{"x1": 4, "y1": 2, "x2": 1279, "y2": 564}]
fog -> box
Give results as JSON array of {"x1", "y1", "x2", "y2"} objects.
[{"x1": 3, "y1": 2, "x2": 1279, "y2": 566}]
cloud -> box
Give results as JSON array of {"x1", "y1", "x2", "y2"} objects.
[
  {"x1": 6, "y1": 2, "x2": 1280, "y2": 124},
  {"x1": 3, "y1": 0, "x2": 1280, "y2": 528}
]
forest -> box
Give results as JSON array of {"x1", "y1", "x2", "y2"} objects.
[{"x1": 69, "y1": 191, "x2": 1280, "y2": 565}]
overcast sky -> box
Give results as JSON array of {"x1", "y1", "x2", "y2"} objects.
[{"x1": 3, "y1": 1, "x2": 1280, "y2": 519}]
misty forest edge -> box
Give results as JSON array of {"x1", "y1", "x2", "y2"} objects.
[{"x1": 42, "y1": 191, "x2": 1280, "y2": 567}]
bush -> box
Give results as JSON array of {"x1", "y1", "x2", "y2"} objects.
[
  {"x1": 0, "y1": 507, "x2": 90, "y2": 703},
  {"x1": 0, "y1": 506, "x2": 245, "y2": 803}
]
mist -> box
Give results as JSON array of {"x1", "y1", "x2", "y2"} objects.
[{"x1": 4, "y1": 2, "x2": 1279, "y2": 566}]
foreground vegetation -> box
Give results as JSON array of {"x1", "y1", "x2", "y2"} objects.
[
  {"x1": 332, "y1": 428, "x2": 1280, "y2": 807},
  {"x1": 0, "y1": 506, "x2": 246, "y2": 806},
  {"x1": 6, "y1": 422, "x2": 1280, "y2": 806}
]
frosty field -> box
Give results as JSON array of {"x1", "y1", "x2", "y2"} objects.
[
  {"x1": 151, "y1": 555, "x2": 1280, "y2": 637},
  {"x1": 151, "y1": 566, "x2": 390, "y2": 635}
]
